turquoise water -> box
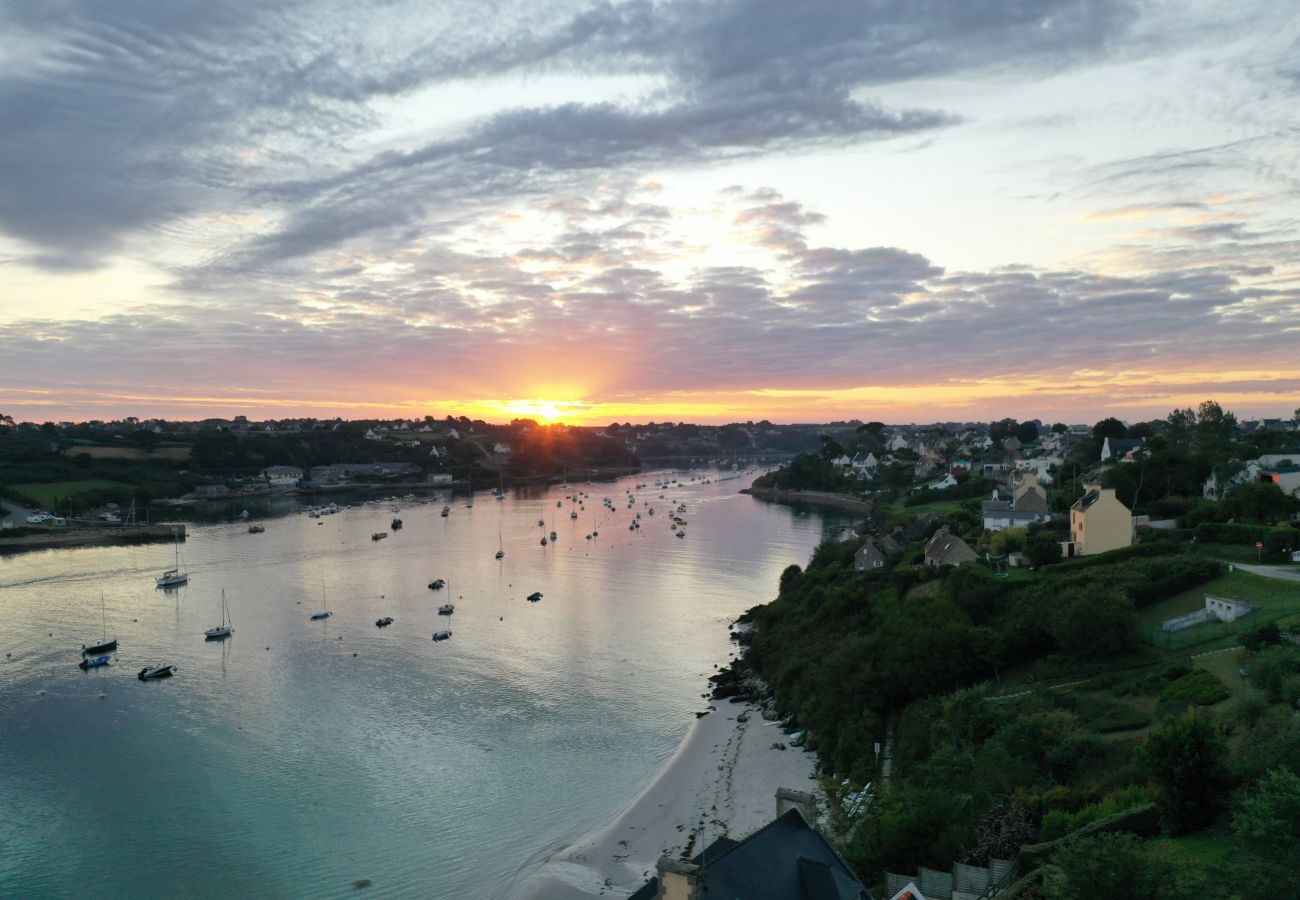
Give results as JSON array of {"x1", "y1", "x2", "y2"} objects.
[{"x1": 0, "y1": 470, "x2": 837, "y2": 898}]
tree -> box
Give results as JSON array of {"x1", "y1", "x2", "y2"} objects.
[
  {"x1": 1136, "y1": 707, "x2": 1232, "y2": 833},
  {"x1": 1045, "y1": 832, "x2": 1169, "y2": 900},
  {"x1": 990, "y1": 528, "x2": 1026, "y2": 555},
  {"x1": 1091, "y1": 417, "x2": 1127, "y2": 442},
  {"x1": 1015, "y1": 421, "x2": 1039, "y2": 444},
  {"x1": 968, "y1": 796, "x2": 1035, "y2": 866},
  {"x1": 1051, "y1": 422, "x2": 1068, "y2": 434},
  {"x1": 1049, "y1": 586, "x2": 1134, "y2": 659},
  {"x1": 1225, "y1": 481, "x2": 1300, "y2": 524},
  {"x1": 1025, "y1": 531, "x2": 1062, "y2": 568},
  {"x1": 1233, "y1": 768, "x2": 1300, "y2": 849}
]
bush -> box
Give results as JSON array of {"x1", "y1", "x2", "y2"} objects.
[
  {"x1": 1136, "y1": 708, "x2": 1232, "y2": 834},
  {"x1": 1160, "y1": 669, "x2": 1231, "y2": 707}
]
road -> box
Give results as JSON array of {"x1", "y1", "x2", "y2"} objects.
[
  {"x1": 1229, "y1": 562, "x2": 1300, "y2": 583},
  {"x1": 0, "y1": 496, "x2": 31, "y2": 527}
]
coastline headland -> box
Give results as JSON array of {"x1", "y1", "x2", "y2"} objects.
[
  {"x1": 0, "y1": 523, "x2": 186, "y2": 554},
  {"x1": 741, "y1": 486, "x2": 873, "y2": 514}
]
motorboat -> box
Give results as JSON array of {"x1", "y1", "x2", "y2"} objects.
[
  {"x1": 441, "y1": 506, "x2": 450, "y2": 517},
  {"x1": 310, "y1": 610, "x2": 332, "y2": 620},
  {"x1": 79, "y1": 654, "x2": 111, "y2": 670},
  {"x1": 541, "y1": 537, "x2": 548, "y2": 546},
  {"x1": 549, "y1": 530, "x2": 557, "y2": 541},
  {"x1": 428, "y1": 579, "x2": 446, "y2": 590},
  {"x1": 495, "y1": 549, "x2": 505, "y2": 560},
  {"x1": 676, "y1": 530, "x2": 686, "y2": 538},
  {"x1": 372, "y1": 532, "x2": 387, "y2": 541},
  {"x1": 432, "y1": 629, "x2": 452, "y2": 642},
  {"x1": 391, "y1": 518, "x2": 403, "y2": 530},
  {"x1": 375, "y1": 616, "x2": 394, "y2": 627},
  {"x1": 248, "y1": 524, "x2": 265, "y2": 534},
  {"x1": 438, "y1": 603, "x2": 455, "y2": 615},
  {"x1": 138, "y1": 664, "x2": 177, "y2": 680},
  {"x1": 570, "y1": 511, "x2": 578, "y2": 519},
  {"x1": 537, "y1": 518, "x2": 545, "y2": 527},
  {"x1": 526, "y1": 592, "x2": 543, "y2": 603}
]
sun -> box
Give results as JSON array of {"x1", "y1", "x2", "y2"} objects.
[{"x1": 500, "y1": 398, "x2": 572, "y2": 423}]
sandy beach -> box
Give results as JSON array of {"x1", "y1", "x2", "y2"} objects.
[{"x1": 505, "y1": 702, "x2": 819, "y2": 899}]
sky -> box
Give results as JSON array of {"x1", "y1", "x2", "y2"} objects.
[{"x1": 1, "y1": 0, "x2": 1298, "y2": 425}]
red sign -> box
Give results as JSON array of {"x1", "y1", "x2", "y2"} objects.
[{"x1": 1256, "y1": 541, "x2": 1265, "y2": 550}]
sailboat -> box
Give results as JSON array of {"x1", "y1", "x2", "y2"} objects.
[
  {"x1": 205, "y1": 589, "x2": 233, "y2": 639},
  {"x1": 82, "y1": 592, "x2": 117, "y2": 654},
  {"x1": 495, "y1": 527, "x2": 505, "y2": 560},
  {"x1": 156, "y1": 529, "x2": 188, "y2": 587}
]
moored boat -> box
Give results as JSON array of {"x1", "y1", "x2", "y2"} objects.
[
  {"x1": 432, "y1": 629, "x2": 452, "y2": 642},
  {"x1": 79, "y1": 654, "x2": 111, "y2": 669},
  {"x1": 138, "y1": 664, "x2": 177, "y2": 680}
]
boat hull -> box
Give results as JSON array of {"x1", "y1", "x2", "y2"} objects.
[
  {"x1": 82, "y1": 639, "x2": 118, "y2": 654},
  {"x1": 204, "y1": 627, "x2": 232, "y2": 640},
  {"x1": 138, "y1": 665, "x2": 176, "y2": 680}
]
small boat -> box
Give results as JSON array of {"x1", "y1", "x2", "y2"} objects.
[
  {"x1": 391, "y1": 518, "x2": 403, "y2": 530},
  {"x1": 432, "y1": 629, "x2": 452, "y2": 642},
  {"x1": 526, "y1": 591, "x2": 543, "y2": 603},
  {"x1": 438, "y1": 603, "x2": 455, "y2": 615},
  {"x1": 82, "y1": 592, "x2": 118, "y2": 654},
  {"x1": 138, "y1": 664, "x2": 177, "y2": 680},
  {"x1": 310, "y1": 610, "x2": 332, "y2": 620},
  {"x1": 495, "y1": 528, "x2": 504, "y2": 560},
  {"x1": 441, "y1": 506, "x2": 450, "y2": 517},
  {"x1": 495, "y1": 549, "x2": 505, "y2": 560},
  {"x1": 248, "y1": 524, "x2": 265, "y2": 534},
  {"x1": 372, "y1": 532, "x2": 387, "y2": 541},
  {"x1": 537, "y1": 518, "x2": 545, "y2": 527},
  {"x1": 156, "y1": 529, "x2": 189, "y2": 587},
  {"x1": 549, "y1": 530, "x2": 557, "y2": 541},
  {"x1": 375, "y1": 616, "x2": 394, "y2": 627},
  {"x1": 428, "y1": 579, "x2": 446, "y2": 590},
  {"x1": 570, "y1": 511, "x2": 578, "y2": 519},
  {"x1": 204, "y1": 589, "x2": 234, "y2": 640},
  {"x1": 540, "y1": 537, "x2": 548, "y2": 546},
  {"x1": 556, "y1": 501, "x2": 562, "y2": 507},
  {"x1": 676, "y1": 530, "x2": 685, "y2": 538},
  {"x1": 79, "y1": 654, "x2": 111, "y2": 670}
]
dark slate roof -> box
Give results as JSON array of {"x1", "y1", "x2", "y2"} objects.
[
  {"x1": 631, "y1": 810, "x2": 871, "y2": 900},
  {"x1": 982, "y1": 499, "x2": 1012, "y2": 512},
  {"x1": 1105, "y1": 438, "x2": 1143, "y2": 455},
  {"x1": 1072, "y1": 489, "x2": 1101, "y2": 511}
]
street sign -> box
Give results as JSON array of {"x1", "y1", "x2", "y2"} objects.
[{"x1": 1256, "y1": 541, "x2": 1265, "y2": 550}]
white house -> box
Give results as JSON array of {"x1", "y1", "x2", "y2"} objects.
[
  {"x1": 923, "y1": 473, "x2": 958, "y2": 490},
  {"x1": 262, "y1": 465, "x2": 303, "y2": 489},
  {"x1": 831, "y1": 453, "x2": 853, "y2": 468}
]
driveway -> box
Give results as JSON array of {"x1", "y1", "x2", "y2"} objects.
[{"x1": 1230, "y1": 562, "x2": 1300, "y2": 583}]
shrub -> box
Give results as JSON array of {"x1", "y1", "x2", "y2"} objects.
[{"x1": 1160, "y1": 669, "x2": 1231, "y2": 707}]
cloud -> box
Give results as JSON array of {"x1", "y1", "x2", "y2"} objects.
[{"x1": 0, "y1": 0, "x2": 1142, "y2": 272}]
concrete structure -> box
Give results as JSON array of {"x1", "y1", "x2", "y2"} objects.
[
  {"x1": 1066, "y1": 484, "x2": 1132, "y2": 556},
  {"x1": 1161, "y1": 594, "x2": 1256, "y2": 633}
]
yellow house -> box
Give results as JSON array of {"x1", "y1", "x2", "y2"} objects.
[{"x1": 1067, "y1": 483, "x2": 1133, "y2": 556}]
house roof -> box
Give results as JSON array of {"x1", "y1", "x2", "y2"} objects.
[{"x1": 630, "y1": 808, "x2": 870, "y2": 900}]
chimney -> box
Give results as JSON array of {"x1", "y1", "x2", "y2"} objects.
[
  {"x1": 655, "y1": 857, "x2": 701, "y2": 900},
  {"x1": 775, "y1": 787, "x2": 817, "y2": 824}
]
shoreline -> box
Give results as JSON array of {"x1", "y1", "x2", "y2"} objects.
[
  {"x1": 0, "y1": 523, "x2": 186, "y2": 554},
  {"x1": 742, "y1": 486, "x2": 874, "y2": 514},
  {"x1": 504, "y1": 701, "x2": 818, "y2": 899}
]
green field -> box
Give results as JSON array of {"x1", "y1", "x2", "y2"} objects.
[
  {"x1": 1137, "y1": 571, "x2": 1300, "y2": 650},
  {"x1": 10, "y1": 480, "x2": 134, "y2": 510}
]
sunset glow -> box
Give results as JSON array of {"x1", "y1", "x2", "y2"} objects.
[{"x1": 0, "y1": 1, "x2": 1297, "y2": 424}]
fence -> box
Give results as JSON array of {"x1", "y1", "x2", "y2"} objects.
[{"x1": 885, "y1": 858, "x2": 1017, "y2": 900}]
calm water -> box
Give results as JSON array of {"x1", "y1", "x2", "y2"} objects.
[{"x1": 0, "y1": 470, "x2": 838, "y2": 899}]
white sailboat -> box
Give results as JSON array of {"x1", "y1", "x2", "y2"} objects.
[
  {"x1": 205, "y1": 589, "x2": 233, "y2": 639},
  {"x1": 156, "y1": 529, "x2": 188, "y2": 587}
]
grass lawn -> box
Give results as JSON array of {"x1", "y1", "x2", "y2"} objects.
[
  {"x1": 10, "y1": 480, "x2": 134, "y2": 510},
  {"x1": 1143, "y1": 830, "x2": 1237, "y2": 897},
  {"x1": 1136, "y1": 572, "x2": 1300, "y2": 633},
  {"x1": 900, "y1": 499, "x2": 965, "y2": 516},
  {"x1": 67, "y1": 445, "x2": 191, "y2": 460}
]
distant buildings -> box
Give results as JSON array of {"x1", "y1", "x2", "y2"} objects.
[{"x1": 262, "y1": 465, "x2": 302, "y2": 489}]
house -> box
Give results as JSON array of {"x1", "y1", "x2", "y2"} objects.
[
  {"x1": 981, "y1": 493, "x2": 1045, "y2": 532},
  {"x1": 924, "y1": 527, "x2": 978, "y2": 567},
  {"x1": 493, "y1": 442, "x2": 512, "y2": 457},
  {"x1": 262, "y1": 465, "x2": 303, "y2": 489},
  {"x1": 854, "y1": 538, "x2": 894, "y2": 571},
  {"x1": 629, "y1": 789, "x2": 870, "y2": 900},
  {"x1": 1258, "y1": 466, "x2": 1300, "y2": 497},
  {"x1": 832, "y1": 453, "x2": 853, "y2": 468},
  {"x1": 888, "y1": 434, "x2": 911, "y2": 452},
  {"x1": 852, "y1": 452, "x2": 879, "y2": 477},
  {"x1": 1011, "y1": 472, "x2": 1049, "y2": 516},
  {"x1": 876, "y1": 530, "x2": 906, "y2": 556},
  {"x1": 904, "y1": 513, "x2": 941, "y2": 542},
  {"x1": 923, "y1": 473, "x2": 957, "y2": 491},
  {"x1": 1100, "y1": 436, "x2": 1143, "y2": 463},
  {"x1": 1066, "y1": 483, "x2": 1133, "y2": 556},
  {"x1": 950, "y1": 459, "x2": 972, "y2": 476}
]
